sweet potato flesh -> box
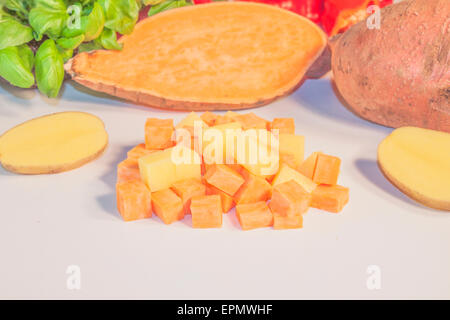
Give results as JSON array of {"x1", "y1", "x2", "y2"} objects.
[{"x1": 68, "y1": 2, "x2": 327, "y2": 110}]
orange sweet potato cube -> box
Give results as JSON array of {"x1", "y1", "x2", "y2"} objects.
[
  {"x1": 127, "y1": 143, "x2": 156, "y2": 160},
  {"x1": 234, "y1": 112, "x2": 268, "y2": 130},
  {"x1": 280, "y1": 154, "x2": 299, "y2": 171},
  {"x1": 273, "y1": 212, "x2": 303, "y2": 229},
  {"x1": 227, "y1": 163, "x2": 244, "y2": 174},
  {"x1": 204, "y1": 164, "x2": 245, "y2": 196},
  {"x1": 151, "y1": 188, "x2": 184, "y2": 224},
  {"x1": 298, "y1": 151, "x2": 322, "y2": 179},
  {"x1": 269, "y1": 118, "x2": 295, "y2": 134},
  {"x1": 117, "y1": 158, "x2": 140, "y2": 183},
  {"x1": 203, "y1": 163, "x2": 241, "y2": 176},
  {"x1": 205, "y1": 183, "x2": 235, "y2": 213},
  {"x1": 200, "y1": 111, "x2": 219, "y2": 126},
  {"x1": 234, "y1": 171, "x2": 272, "y2": 204},
  {"x1": 201, "y1": 162, "x2": 207, "y2": 175},
  {"x1": 190, "y1": 195, "x2": 223, "y2": 228},
  {"x1": 145, "y1": 118, "x2": 175, "y2": 150},
  {"x1": 116, "y1": 180, "x2": 152, "y2": 221},
  {"x1": 313, "y1": 154, "x2": 341, "y2": 185},
  {"x1": 311, "y1": 185, "x2": 349, "y2": 213},
  {"x1": 214, "y1": 115, "x2": 235, "y2": 125},
  {"x1": 269, "y1": 180, "x2": 311, "y2": 216},
  {"x1": 236, "y1": 201, "x2": 273, "y2": 230},
  {"x1": 171, "y1": 178, "x2": 206, "y2": 214},
  {"x1": 174, "y1": 125, "x2": 199, "y2": 151}
]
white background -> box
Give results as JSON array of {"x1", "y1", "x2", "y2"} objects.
[{"x1": 0, "y1": 78, "x2": 449, "y2": 299}]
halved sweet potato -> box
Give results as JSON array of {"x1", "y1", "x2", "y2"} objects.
[{"x1": 66, "y1": 2, "x2": 327, "y2": 110}]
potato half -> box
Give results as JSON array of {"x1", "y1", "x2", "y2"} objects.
[
  {"x1": 378, "y1": 127, "x2": 450, "y2": 211},
  {"x1": 0, "y1": 112, "x2": 108, "y2": 174}
]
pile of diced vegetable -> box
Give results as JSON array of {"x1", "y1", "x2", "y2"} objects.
[{"x1": 116, "y1": 111, "x2": 349, "y2": 230}]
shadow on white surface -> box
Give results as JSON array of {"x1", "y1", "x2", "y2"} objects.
[
  {"x1": 96, "y1": 144, "x2": 133, "y2": 220},
  {"x1": 65, "y1": 81, "x2": 175, "y2": 115},
  {"x1": 0, "y1": 80, "x2": 37, "y2": 102},
  {"x1": 355, "y1": 159, "x2": 434, "y2": 212},
  {"x1": 227, "y1": 210, "x2": 242, "y2": 230},
  {"x1": 293, "y1": 79, "x2": 391, "y2": 133},
  {"x1": 0, "y1": 82, "x2": 36, "y2": 117},
  {"x1": 67, "y1": 81, "x2": 128, "y2": 105}
]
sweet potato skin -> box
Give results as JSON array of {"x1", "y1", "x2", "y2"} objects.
[
  {"x1": 70, "y1": 74, "x2": 305, "y2": 111},
  {"x1": 332, "y1": 0, "x2": 450, "y2": 132}
]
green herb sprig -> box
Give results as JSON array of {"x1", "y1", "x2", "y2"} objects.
[{"x1": 0, "y1": 0, "x2": 192, "y2": 98}]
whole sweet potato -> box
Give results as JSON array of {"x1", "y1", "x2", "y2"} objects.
[{"x1": 331, "y1": 0, "x2": 450, "y2": 132}]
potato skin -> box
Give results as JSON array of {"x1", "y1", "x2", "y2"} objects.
[{"x1": 332, "y1": 0, "x2": 450, "y2": 132}]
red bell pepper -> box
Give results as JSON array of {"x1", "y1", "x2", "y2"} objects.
[
  {"x1": 237, "y1": 0, "x2": 324, "y2": 23},
  {"x1": 192, "y1": 0, "x2": 212, "y2": 4},
  {"x1": 322, "y1": 0, "x2": 393, "y2": 36}
]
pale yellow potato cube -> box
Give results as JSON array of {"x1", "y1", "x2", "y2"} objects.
[
  {"x1": 175, "y1": 112, "x2": 208, "y2": 130},
  {"x1": 278, "y1": 134, "x2": 305, "y2": 169},
  {"x1": 171, "y1": 145, "x2": 202, "y2": 182},
  {"x1": 139, "y1": 145, "x2": 201, "y2": 192},
  {"x1": 224, "y1": 111, "x2": 239, "y2": 121},
  {"x1": 237, "y1": 129, "x2": 280, "y2": 177},
  {"x1": 202, "y1": 122, "x2": 242, "y2": 164},
  {"x1": 139, "y1": 149, "x2": 176, "y2": 192}
]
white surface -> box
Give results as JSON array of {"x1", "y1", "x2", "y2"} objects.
[{"x1": 0, "y1": 79, "x2": 449, "y2": 300}]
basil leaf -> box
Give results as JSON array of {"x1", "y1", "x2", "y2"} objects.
[
  {"x1": 17, "y1": 43, "x2": 35, "y2": 71},
  {"x1": 28, "y1": 0, "x2": 68, "y2": 40},
  {"x1": 57, "y1": 47, "x2": 74, "y2": 63},
  {"x1": 77, "y1": 40, "x2": 103, "y2": 53},
  {"x1": 148, "y1": 0, "x2": 190, "y2": 17},
  {"x1": 81, "y1": 2, "x2": 105, "y2": 41},
  {"x1": 143, "y1": 0, "x2": 165, "y2": 5},
  {"x1": 0, "y1": 45, "x2": 35, "y2": 88},
  {"x1": 80, "y1": 0, "x2": 95, "y2": 6},
  {"x1": 56, "y1": 34, "x2": 85, "y2": 49},
  {"x1": 99, "y1": 0, "x2": 139, "y2": 35},
  {"x1": 4, "y1": 0, "x2": 32, "y2": 19},
  {"x1": 63, "y1": 2, "x2": 83, "y2": 37},
  {"x1": 98, "y1": 28, "x2": 122, "y2": 50},
  {"x1": 0, "y1": 14, "x2": 34, "y2": 50},
  {"x1": 35, "y1": 39, "x2": 64, "y2": 98}
]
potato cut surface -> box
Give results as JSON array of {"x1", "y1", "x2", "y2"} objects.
[
  {"x1": 139, "y1": 145, "x2": 201, "y2": 192},
  {"x1": 0, "y1": 112, "x2": 108, "y2": 174},
  {"x1": 378, "y1": 127, "x2": 450, "y2": 211}
]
